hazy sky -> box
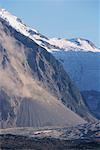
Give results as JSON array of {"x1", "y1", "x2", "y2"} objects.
[{"x1": 0, "y1": 0, "x2": 99, "y2": 47}]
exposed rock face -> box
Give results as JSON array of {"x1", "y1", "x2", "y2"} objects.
[{"x1": 0, "y1": 15, "x2": 95, "y2": 128}]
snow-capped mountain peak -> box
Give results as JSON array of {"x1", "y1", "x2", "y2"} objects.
[
  {"x1": 0, "y1": 8, "x2": 99, "y2": 53},
  {"x1": 48, "y1": 37, "x2": 99, "y2": 52},
  {"x1": 70, "y1": 38, "x2": 98, "y2": 51}
]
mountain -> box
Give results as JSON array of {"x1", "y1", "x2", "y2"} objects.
[
  {"x1": 1, "y1": 8, "x2": 96, "y2": 128},
  {"x1": 41, "y1": 39, "x2": 100, "y2": 119},
  {"x1": 46, "y1": 39, "x2": 100, "y2": 119},
  {"x1": 9, "y1": 11, "x2": 99, "y2": 120},
  {"x1": 38, "y1": 37, "x2": 100, "y2": 119}
]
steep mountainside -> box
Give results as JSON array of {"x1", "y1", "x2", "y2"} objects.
[
  {"x1": 0, "y1": 9, "x2": 95, "y2": 128},
  {"x1": 10, "y1": 10, "x2": 99, "y2": 120}
]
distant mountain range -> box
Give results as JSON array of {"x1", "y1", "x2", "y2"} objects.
[{"x1": 0, "y1": 8, "x2": 98, "y2": 128}]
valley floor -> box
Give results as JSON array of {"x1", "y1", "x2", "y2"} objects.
[
  {"x1": 0, "y1": 134, "x2": 100, "y2": 150},
  {"x1": 0, "y1": 122, "x2": 100, "y2": 150}
]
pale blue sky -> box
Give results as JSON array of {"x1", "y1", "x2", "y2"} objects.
[{"x1": 0, "y1": 0, "x2": 100, "y2": 47}]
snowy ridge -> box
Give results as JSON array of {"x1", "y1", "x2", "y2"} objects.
[
  {"x1": 0, "y1": 8, "x2": 99, "y2": 53},
  {"x1": 0, "y1": 8, "x2": 46, "y2": 49},
  {"x1": 48, "y1": 38, "x2": 100, "y2": 52}
]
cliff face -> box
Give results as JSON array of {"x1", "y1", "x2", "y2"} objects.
[{"x1": 0, "y1": 16, "x2": 95, "y2": 128}]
